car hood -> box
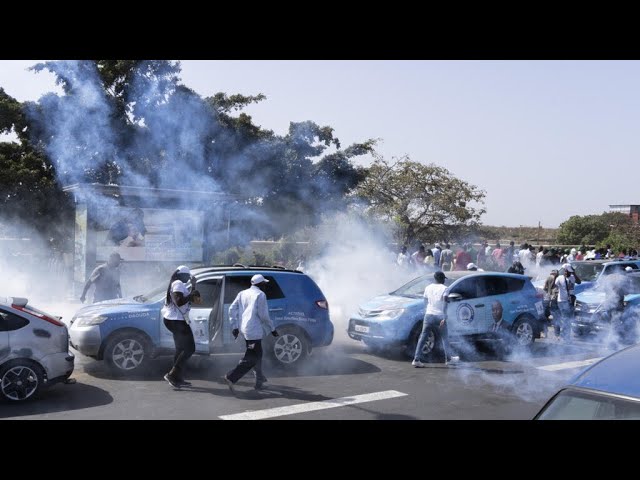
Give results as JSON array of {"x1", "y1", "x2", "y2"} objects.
[
  {"x1": 358, "y1": 294, "x2": 422, "y2": 312},
  {"x1": 576, "y1": 290, "x2": 640, "y2": 305},
  {"x1": 74, "y1": 298, "x2": 159, "y2": 317}
]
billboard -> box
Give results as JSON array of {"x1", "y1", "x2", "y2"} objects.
[{"x1": 96, "y1": 206, "x2": 204, "y2": 262}]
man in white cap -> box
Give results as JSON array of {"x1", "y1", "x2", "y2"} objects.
[
  {"x1": 432, "y1": 243, "x2": 442, "y2": 268},
  {"x1": 224, "y1": 274, "x2": 279, "y2": 393},
  {"x1": 466, "y1": 263, "x2": 483, "y2": 271}
]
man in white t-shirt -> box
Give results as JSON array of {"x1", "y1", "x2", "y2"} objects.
[{"x1": 412, "y1": 271, "x2": 459, "y2": 367}]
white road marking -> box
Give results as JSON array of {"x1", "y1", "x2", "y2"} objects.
[
  {"x1": 219, "y1": 390, "x2": 408, "y2": 420},
  {"x1": 537, "y1": 357, "x2": 603, "y2": 371}
]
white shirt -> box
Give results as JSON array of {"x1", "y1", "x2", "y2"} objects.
[
  {"x1": 397, "y1": 252, "x2": 410, "y2": 266},
  {"x1": 161, "y1": 280, "x2": 192, "y2": 321},
  {"x1": 229, "y1": 285, "x2": 275, "y2": 341},
  {"x1": 555, "y1": 275, "x2": 575, "y2": 302},
  {"x1": 424, "y1": 283, "x2": 447, "y2": 316},
  {"x1": 536, "y1": 251, "x2": 544, "y2": 266}
]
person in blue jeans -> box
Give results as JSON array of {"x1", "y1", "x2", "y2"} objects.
[{"x1": 413, "y1": 270, "x2": 459, "y2": 367}]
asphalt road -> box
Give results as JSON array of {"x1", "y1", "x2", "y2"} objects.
[{"x1": 0, "y1": 329, "x2": 612, "y2": 420}]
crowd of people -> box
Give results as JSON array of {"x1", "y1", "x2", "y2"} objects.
[{"x1": 394, "y1": 241, "x2": 639, "y2": 275}]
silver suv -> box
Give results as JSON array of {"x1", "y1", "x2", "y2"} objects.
[{"x1": 0, "y1": 297, "x2": 75, "y2": 402}]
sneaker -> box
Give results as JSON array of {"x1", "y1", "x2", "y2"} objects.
[
  {"x1": 447, "y1": 356, "x2": 460, "y2": 365},
  {"x1": 412, "y1": 360, "x2": 427, "y2": 368},
  {"x1": 164, "y1": 373, "x2": 181, "y2": 388},
  {"x1": 254, "y1": 381, "x2": 266, "y2": 391},
  {"x1": 223, "y1": 375, "x2": 236, "y2": 395}
]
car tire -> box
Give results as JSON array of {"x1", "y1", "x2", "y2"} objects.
[
  {"x1": 573, "y1": 327, "x2": 589, "y2": 337},
  {"x1": 104, "y1": 330, "x2": 151, "y2": 375},
  {"x1": 0, "y1": 359, "x2": 45, "y2": 402},
  {"x1": 405, "y1": 323, "x2": 441, "y2": 361},
  {"x1": 266, "y1": 326, "x2": 309, "y2": 369},
  {"x1": 511, "y1": 315, "x2": 536, "y2": 348}
]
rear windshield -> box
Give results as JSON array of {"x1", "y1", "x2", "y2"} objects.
[
  {"x1": 537, "y1": 389, "x2": 640, "y2": 420},
  {"x1": 571, "y1": 263, "x2": 605, "y2": 282}
]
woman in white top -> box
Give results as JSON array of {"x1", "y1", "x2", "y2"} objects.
[{"x1": 161, "y1": 265, "x2": 201, "y2": 388}]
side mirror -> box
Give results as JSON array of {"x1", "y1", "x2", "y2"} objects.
[{"x1": 447, "y1": 293, "x2": 463, "y2": 302}]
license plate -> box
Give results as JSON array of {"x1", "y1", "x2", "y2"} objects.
[
  {"x1": 354, "y1": 325, "x2": 370, "y2": 333},
  {"x1": 535, "y1": 302, "x2": 544, "y2": 316}
]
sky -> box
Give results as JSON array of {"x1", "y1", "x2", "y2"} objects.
[{"x1": 1, "y1": 59, "x2": 639, "y2": 228}]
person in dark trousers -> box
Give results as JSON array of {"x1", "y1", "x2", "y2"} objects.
[
  {"x1": 224, "y1": 274, "x2": 279, "y2": 393},
  {"x1": 80, "y1": 252, "x2": 123, "y2": 303},
  {"x1": 161, "y1": 265, "x2": 201, "y2": 388}
]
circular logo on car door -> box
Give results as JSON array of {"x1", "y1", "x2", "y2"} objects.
[{"x1": 456, "y1": 303, "x2": 475, "y2": 324}]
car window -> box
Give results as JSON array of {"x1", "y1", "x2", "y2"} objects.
[
  {"x1": 483, "y1": 276, "x2": 509, "y2": 296},
  {"x1": 195, "y1": 278, "x2": 223, "y2": 308},
  {"x1": 505, "y1": 277, "x2": 525, "y2": 293},
  {"x1": 573, "y1": 263, "x2": 603, "y2": 282},
  {"x1": 224, "y1": 275, "x2": 285, "y2": 303},
  {"x1": 537, "y1": 389, "x2": 640, "y2": 420},
  {"x1": 450, "y1": 277, "x2": 484, "y2": 299},
  {"x1": 0, "y1": 309, "x2": 30, "y2": 332},
  {"x1": 604, "y1": 264, "x2": 638, "y2": 276}
]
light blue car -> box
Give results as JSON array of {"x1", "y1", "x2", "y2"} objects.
[{"x1": 348, "y1": 271, "x2": 545, "y2": 360}]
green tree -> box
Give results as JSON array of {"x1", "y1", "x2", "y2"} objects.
[
  {"x1": 356, "y1": 155, "x2": 486, "y2": 244},
  {"x1": 556, "y1": 212, "x2": 631, "y2": 246}
]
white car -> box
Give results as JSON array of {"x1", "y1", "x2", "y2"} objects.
[{"x1": 0, "y1": 297, "x2": 75, "y2": 402}]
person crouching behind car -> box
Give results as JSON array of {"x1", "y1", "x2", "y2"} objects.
[
  {"x1": 224, "y1": 274, "x2": 279, "y2": 393},
  {"x1": 161, "y1": 265, "x2": 201, "y2": 388},
  {"x1": 412, "y1": 271, "x2": 459, "y2": 367}
]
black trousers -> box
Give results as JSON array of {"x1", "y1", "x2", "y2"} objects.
[
  {"x1": 163, "y1": 318, "x2": 195, "y2": 378},
  {"x1": 227, "y1": 339, "x2": 264, "y2": 384}
]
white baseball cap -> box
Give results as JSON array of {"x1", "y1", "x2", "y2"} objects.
[
  {"x1": 625, "y1": 266, "x2": 634, "y2": 272},
  {"x1": 251, "y1": 274, "x2": 269, "y2": 285},
  {"x1": 467, "y1": 263, "x2": 478, "y2": 270},
  {"x1": 177, "y1": 265, "x2": 191, "y2": 275},
  {"x1": 562, "y1": 263, "x2": 574, "y2": 273}
]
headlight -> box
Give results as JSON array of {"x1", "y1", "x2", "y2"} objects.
[
  {"x1": 75, "y1": 315, "x2": 108, "y2": 326},
  {"x1": 377, "y1": 309, "x2": 405, "y2": 320}
]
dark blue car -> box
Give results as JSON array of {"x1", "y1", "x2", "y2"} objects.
[
  {"x1": 535, "y1": 343, "x2": 640, "y2": 420},
  {"x1": 68, "y1": 266, "x2": 333, "y2": 373}
]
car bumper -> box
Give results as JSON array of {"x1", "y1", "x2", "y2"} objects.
[
  {"x1": 40, "y1": 351, "x2": 75, "y2": 385},
  {"x1": 69, "y1": 325, "x2": 102, "y2": 357},
  {"x1": 347, "y1": 318, "x2": 404, "y2": 342},
  {"x1": 572, "y1": 313, "x2": 607, "y2": 332}
]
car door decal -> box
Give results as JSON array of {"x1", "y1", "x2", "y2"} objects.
[{"x1": 457, "y1": 303, "x2": 475, "y2": 324}]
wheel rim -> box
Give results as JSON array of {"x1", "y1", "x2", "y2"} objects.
[
  {"x1": 1, "y1": 365, "x2": 39, "y2": 401},
  {"x1": 516, "y1": 322, "x2": 534, "y2": 345},
  {"x1": 111, "y1": 338, "x2": 145, "y2": 370},
  {"x1": 421, "y1": 330, "x2": 436, "y2": 355},
  {"x1": 274, "y1": 333, "x2": 303, "y2": 364}
]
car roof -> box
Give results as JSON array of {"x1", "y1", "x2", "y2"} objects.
[
  {"x1": 449, "y1": 271, "x2": 533, "y2": 281},
  {"x1": 191, "y1": 265, "x2": 304, "y2": 276},
  {"x1": 570, "y1": 343, "x2": 640, "y2": 400},
  {"x1": 602, "y1": 259, "x2": 640, "y2": 266}
]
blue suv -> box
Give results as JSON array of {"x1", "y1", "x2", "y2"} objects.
[
  {"x1": 68, "y1": 266, "x2": 333, "y2": 374},
  {"x1": 348, "y1": 272, "x2": 545, "y2": 360}
]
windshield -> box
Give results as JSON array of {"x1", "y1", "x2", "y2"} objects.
[
  {"x1": 536, "y1": 389, "x2": 640, "y2": 420},
  {"x1": 571, "y1": 263, "x2": 605, "y2": 282},
  {"x1": 133, "y1": 285, "x2": 168, "y2": 303},
  {"x1": 391, "y1": 276, "x2": 434, "y2": 298}
]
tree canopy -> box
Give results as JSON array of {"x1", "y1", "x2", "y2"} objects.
[{"x1": 356, "y1": 155, "x2": 486, "y2": 244}]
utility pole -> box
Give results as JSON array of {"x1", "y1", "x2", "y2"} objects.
[{"x1": 538, "y1": 221, "x2": 541, "y2": 245}]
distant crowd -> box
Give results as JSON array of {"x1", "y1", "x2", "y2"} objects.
[{"x1": 394, "y1": 241, "x2": 640, "y2": 274}]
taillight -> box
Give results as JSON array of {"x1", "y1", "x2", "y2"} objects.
[
  {"x1": 13, "y1": 305, "x2": 65, "y2": 327},
  {"x1": 316, "y1": 300, "x2": 329, "y2": 309}
]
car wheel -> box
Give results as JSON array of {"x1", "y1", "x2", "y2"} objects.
[
  {"x1": 104, "y1": 331, "x2": 150, "y2": 374},
  {"x1": 405, "y1": 323, "x2": 440, "y2": 361},
  {"x1": 512, "y1": 316, "x2": 536, "y2": 347},
  {"x1": 573, "y1": 327, "x2": 588, "y2": 337},
  {"x1": 0, "y1": 360, "x2": 45, "y2": 402},
  {"x1": 267, "y1": 326, "x2": 309, "y2": 368}
]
